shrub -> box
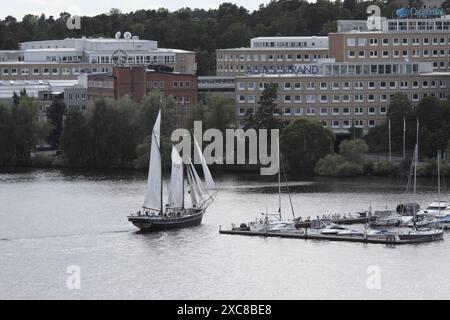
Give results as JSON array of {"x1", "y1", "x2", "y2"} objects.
[{"x1": 372, "y1": 161, "x2": 401, "y2": 176}]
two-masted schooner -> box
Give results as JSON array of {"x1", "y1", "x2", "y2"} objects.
[{"x1": 128, "y1": 110, "x2": 217, "y2": 231}]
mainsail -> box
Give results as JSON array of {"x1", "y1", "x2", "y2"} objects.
[
  {"x1": 168, "y1": 146, "x2": 184, "y2": 209},
  {"x1": 143, "y1": 111, "x2": 162, "y2": 211}
]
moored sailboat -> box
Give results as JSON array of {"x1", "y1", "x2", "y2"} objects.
[{"x1": 128, "y1": 110, "x2": 217, "y2": 231}]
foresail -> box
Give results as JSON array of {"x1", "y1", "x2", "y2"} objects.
[
  {"x1": 194, "y1": 137, "x2": 217, "y2": 192},
  {"x1": 143, "y1": 110, "x2": 162, "y2": 211},
  {"x1": 186, "y1": 165, "x2": 198, "y2": 208},
  {"x1": 168, "y1": 146, "x2": 184, "y2": 208}
]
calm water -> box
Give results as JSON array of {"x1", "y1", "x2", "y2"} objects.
[{"x1": 0, "y1": 169, "x2": 449, "y2": 300}]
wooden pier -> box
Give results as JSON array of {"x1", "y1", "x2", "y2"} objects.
[{"x1": 219, "y1": 228, "x2": 435, "y2": 245}]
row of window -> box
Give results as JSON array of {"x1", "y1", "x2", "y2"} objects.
[
  {"x1": 66, "y1": 93, "x2": 87, "y2": 100},
  {"x1": 252, "y1": 40, "x2": 319, "y2": 48},
  {"x1": 172, "y1": 95, "x2": 192, "y2": 104},
  {"x1": 88, "y1": 80, "x2": 114, "y2": 89},
  {"x1": 217, "y1": 52, "x2": 327, "y2": 63},
  {"x1": 347, "y1": 49, "x2": 450, "y2": 59},
  {"x1": 147, "y1": 80, "x2": 192, "y2": 89},
  {"x1": 237, "y1": 79, "x2": 448, "y2": 91},
  {"x1": 346, "y1": 36, "x2": 450, "y2": 47},
  {"x1": 89, "y1": 55, "x2": 176, "y2": 64},
  {"x1": 387, "y1": 20, "x2": 450, "y2": 31},
  {"x1": 1, "y1": 67, "x2": 110, "y2": 76},
  {"x1": 237, "y1": 92, "x2": 447, "y2": 104},
  {"x1": 239, "y1": 106, "x2": 387, "y2": 117},
  {"x1": 46, "y1": 56, "x2": 82, "y2": 62}
]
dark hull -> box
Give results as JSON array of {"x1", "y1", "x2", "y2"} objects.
[
  {"x1": 128, "y1": 210, "x2": 204, "y2": 231},
  {"x1": 398, "y1": 230, "x2": 444, "y2": 242}
]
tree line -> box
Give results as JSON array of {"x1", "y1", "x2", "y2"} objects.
[{"x1": 2, "y1": 0, "x2": 449, "y2": 75}]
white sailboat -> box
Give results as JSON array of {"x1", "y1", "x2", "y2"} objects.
[
  {"x1": 248, "y1": 137, "x2": 298, "y2": 233},
  {"x1": 398, "y1": 144, "x2": 444, "y2": 241},
  {"x1": 128, "y1": 110, "x2": 217, "y2": 231}
]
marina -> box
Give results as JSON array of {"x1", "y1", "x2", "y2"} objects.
[{"x1": 219, "y1": 228, "x2": 444, "y2": 245}]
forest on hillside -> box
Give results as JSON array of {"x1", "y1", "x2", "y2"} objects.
[{"x1": 2, "y1": 0, "x2": 449, "y2": 75}]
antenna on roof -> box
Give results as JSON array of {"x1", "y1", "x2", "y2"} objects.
[{"x1": 115, "y1": 32, "x2": 121, "y2": 40}]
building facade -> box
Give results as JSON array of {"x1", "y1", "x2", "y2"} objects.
[
  {"x1": 218, "y1": 13, "x2": 450, "y2": 134},
  {"x1": 87, "y1": 66, "x2": 147, "y2": 102},
  {"x1": 330, "y1": 17, "x2": 450, "y2": 71},
  {"x1": 216, "y1": 36, "x2": 329, "y2": 76},
  {"x1": 86, "y1": 67, "x2": 198, "y2": 125},
  {"x1": 235, "y1": 61, "x2": 449, "y2": 133},
  {"x1": 198, "y1": 76, "x2": 235, "y2": 100},
  {"x1": 0, "y1": 35, "x2": 197, "y2": 82}
]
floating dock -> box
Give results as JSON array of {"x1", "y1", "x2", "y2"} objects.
[
  {"x1": 294, "y1": 216, "x2": 375, "y2": 228},
  {"x1": 219, "y1": 228, "x2": 437, "y2": 245}
]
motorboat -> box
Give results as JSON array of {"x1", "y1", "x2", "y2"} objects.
[
  {"x1": 419, "y1": 201, "x2": 448, "y2": 217},
  {"x1": 367, "y1": 229, "x2": 399, "y2": 238},
  {"x1": 405, "y1": 212, "x2": 437, "y2": 228},
  {"x1": 309, "y1": 219, "x2": 363, "y2": 236},
  {"x1": 249, "y1": 217, "x2": 297, "y2": 233},
  {"x1": 369, "y1": 210, "x2": 402, "y2": 227},
  {"x1": 428, "y1": 214, "x2": 450, "y2": 230}
]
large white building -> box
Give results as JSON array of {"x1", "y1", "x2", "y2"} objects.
[{"x1": 0, "y1": 35, "x2": 197, "y2": 83}]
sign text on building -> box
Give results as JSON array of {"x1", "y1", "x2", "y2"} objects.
[{"x1": 246, "y1": 64, "x2": 320, "y2": 75}]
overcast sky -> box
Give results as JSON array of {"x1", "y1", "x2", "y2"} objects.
[{"x1": 0, "y1": 0, "x2": 287, "y2": 20}]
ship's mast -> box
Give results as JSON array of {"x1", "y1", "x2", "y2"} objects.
[
  {"x1": 438, "y1": 149, "x2": 441, "y2": 216},
  {"x1": 278, "y1": 137, "x2": 282, "y2": 220},
  {"x1": 160, "y1": 109, "x2": 163, "y2": 214}
]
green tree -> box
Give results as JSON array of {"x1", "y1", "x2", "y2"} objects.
[
  {"x1": 281, "y1": 118, "x2": 335, "y2": 175},
  {"x1": 387, "y1": 93, "x2": 412, "y2": 151},
  {"x1": 188, "y1": 95, "x2": 235, "y2": 133},
  {"x1": 339, "y1": 139, "x2": 368, "y2": 164},
  {"x1": 0, "y1": 104, "x2": 15, "y2": 165},
  {"x1": 46, "y1": 98, "x2": 66, "y2": 148},
  {"x1": 61, "y1": 109, "x2": 87, "y2": 166},
  {"x1": 244, "y1": 83, "x2": 281, "y2": 130}
]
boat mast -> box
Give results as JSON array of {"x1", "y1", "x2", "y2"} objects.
[
  {"x1": 182, "y1": 162, "x2": 185, "y2": 209},
  {"x1": 160, "y1": 110, "x2": 163, "y2": 214},
  {"x1": 438, "y1": 149, "x2": 441, "y2": 216},
  {"x1": 388, "y1": 116, "x2": 392, "y2": 163},
  {"x1": 413, "y1": 118, "x2": 419, "y2": 228},
  {"x1": 403, "y1": 116, "x2": 406, "y2": 160},
  {"x1": 278, "y1": 137, "x2": 282, "y2": 220}
]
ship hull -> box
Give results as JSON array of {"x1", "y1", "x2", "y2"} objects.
[
  {"x1": 398, "y1": 230, "x2": 444, "y2": 242},
  {"x1": 128, "y1": 210, "x2": 204, "y2": 231}
]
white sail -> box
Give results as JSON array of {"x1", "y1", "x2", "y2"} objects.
[
  {"x1": 187, "y1": 156, "x2": 207, "y2": 199},
  {"x1": 143, "y1": 111, "x2": 162, "y2": 211},
  {"x1": 168, "y1": 146, "x2": 184, "y2": 209},
  {"x1": 186, "y1": 165, "x2": 198, "y2": 208},
  {"x1": 194, "y1": 137, "x2": 217, "y2": 192}
]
